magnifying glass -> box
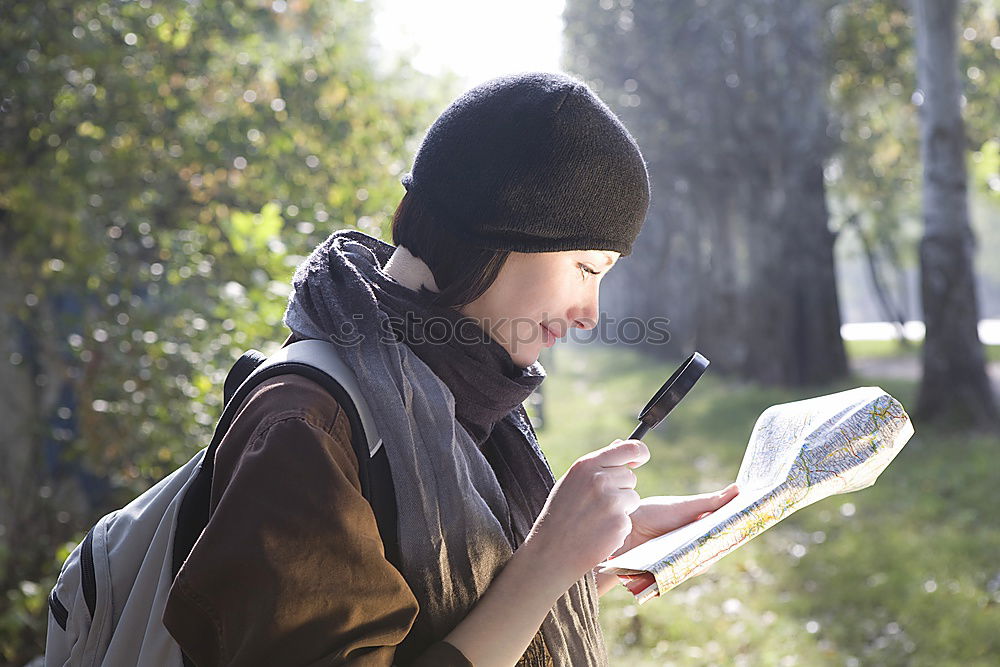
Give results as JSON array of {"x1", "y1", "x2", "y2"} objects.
[{"x1": 627, "y1": 351, "x2": 710, "y2": 441}]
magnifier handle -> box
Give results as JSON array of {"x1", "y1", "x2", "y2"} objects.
[{"x1": 628, "y1": 423, "x2": 650, "y2": 441}]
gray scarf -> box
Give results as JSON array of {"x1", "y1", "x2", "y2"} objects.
[{"x1": 282, "y1": 230, "x2": 607, "y2": 665}]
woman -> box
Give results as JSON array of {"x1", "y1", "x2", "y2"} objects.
[{"x1": 163, "y1": 71, "x2": 738, "y2": 666}]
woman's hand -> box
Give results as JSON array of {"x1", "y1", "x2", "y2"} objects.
[
  {"x1": 521, "y1": 438, "x2": 650, "y2": 592},
  {"x1": 609, "y1": 481, "x2": 740, "y2": 559},
  {"x1": 590, "y1": 479, "x2": 740, "y2": 596}
]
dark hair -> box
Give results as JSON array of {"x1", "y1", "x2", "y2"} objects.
[{"x1": 390, "y1": 191, "x2": 510, "y2": 309}]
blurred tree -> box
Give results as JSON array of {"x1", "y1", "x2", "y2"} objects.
[
  {"x1": 912, "y1": 0, "x2": 999, "y2": 428},
  {"x1": 826, "y1": 0, "x2": 999, "y2": 342},
  {"x1": 563, "y1": 0, "x2": 847, "y2": 386},
  {"x1": 0, "y1": 0, "x2": 447, "y2": 659}
]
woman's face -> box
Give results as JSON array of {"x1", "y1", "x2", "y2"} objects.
[{"x1": 458, "y1": 249, "x2": 620, "y2": 368}]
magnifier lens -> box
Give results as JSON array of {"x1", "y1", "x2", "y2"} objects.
[{"x1": 629, "y1": 352, "x2": 709, "y2": 440}]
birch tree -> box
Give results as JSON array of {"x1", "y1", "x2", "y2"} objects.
[{"x1": 912, "y1": 0, "x2": 998, "y2": 427}]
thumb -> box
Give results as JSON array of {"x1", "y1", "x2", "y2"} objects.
[{"x1": 692, "y1": 483, "x2": 739, "y2": 511}]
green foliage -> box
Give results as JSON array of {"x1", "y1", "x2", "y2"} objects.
[
  {"x1": 1, "y1": 0, "x2": 451, "y2": 661},
  {"x1": 540, "y1": 343, "x2": 1000, "y2": 665},
  {"x1": 826, "y1": 0, "x2": 1000, "y2": 273},
  {"x1": 971, "y1": 139, "x2": 1000, "y2": 203}
]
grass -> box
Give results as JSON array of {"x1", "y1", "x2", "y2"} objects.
[
  {"x1": 844, "y1": 338, "x2": 1000, "y2": 363},
  {"x1": 532, "y1": 343, "x2": 1000, "y2": 666},
  {"x1": 843, "y1": 339, "x2": 921, "y2": 360}
]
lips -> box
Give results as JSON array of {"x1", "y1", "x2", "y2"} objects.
[{"x1": 541, "y1": 323, "x2": 558, "y2": 347}]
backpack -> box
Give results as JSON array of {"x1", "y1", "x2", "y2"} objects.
[{"x1": 44, "y1": 339, "x2": 398, "y2": 666}]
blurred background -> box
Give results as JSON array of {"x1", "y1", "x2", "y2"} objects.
[{"x1": 2, "y1": 0, "x2": 998, "y2": 664}]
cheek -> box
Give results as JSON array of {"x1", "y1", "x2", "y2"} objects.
[
  {"x1": 502, "y1": 272, "x2": 560, "y2": 320},
  {"x1": 486, "y1": 282, "x2": 544, "y2": 324},
  {"x1": 477, "y1": 257, "x2": 573, "y2": 326}
]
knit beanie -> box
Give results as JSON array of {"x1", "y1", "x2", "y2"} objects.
[{"x1": 400, "y1": 71, "x2": 651, "y2": 257}]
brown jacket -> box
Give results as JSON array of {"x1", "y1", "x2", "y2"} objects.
[{"x1": 162, "y1": 366, "x2": 473, "y2": 665}]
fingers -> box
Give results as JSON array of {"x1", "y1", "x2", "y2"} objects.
[
  {"x1": 688, "y1": 482, "x2": 739, "y2": 512},
  {"x1": 669, "y1": 483, "x2": 739, "y2": 525},
  {"x1": 715, "y1": 482, "x2": 740, "y2": 503},
  {"x1": 622, "y1": 488, "x2": 641, "y2": 515},
  {"x1": 590, "y1": 438, "x2": 650, "y2": 469},
  {"x1": 710, "y1": 482, "x2": 739, "y2": 502},
  {"x1": 596, "y1": 466, "x2": 638, "y2": 490}
]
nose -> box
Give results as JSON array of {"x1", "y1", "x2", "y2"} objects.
[{"x1": 571, "y1": 282, "x2": 601, "y2": 331}]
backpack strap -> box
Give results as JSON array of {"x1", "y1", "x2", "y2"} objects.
[
  {"x1": 222, "y1": 349, "x2": 267, "y2": 407},
  {"x1": 243, "y1": 341, "x2": 399, "y2": 569},
  {"x1": 172, "y1": 340, "x2": 399, "y2": 585},
  {"x1": 256, "y1": 340, "x2": 384, "y2": 457}
]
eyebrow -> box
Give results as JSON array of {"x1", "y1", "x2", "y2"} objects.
[{"x1": 600, "y1": 252, "x2": 615, "y2": 267}]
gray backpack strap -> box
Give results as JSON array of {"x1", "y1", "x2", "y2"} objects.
[
  {"x1": 252, "y1": 340, "x2": 382, "y2": 456},
  {"x1": 174, "y1": 340, "x2": 385, "y2": 581},
  {"x1": 258, "y1": 341, "x2": 399, "y2": 571}
]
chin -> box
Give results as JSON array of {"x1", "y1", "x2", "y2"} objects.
[{"x1": 511, "y1": 349, "x2": 541, "y2": 369}]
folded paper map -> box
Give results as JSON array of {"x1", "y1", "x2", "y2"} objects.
[{"x1": 598, "y1": 386, "x2": 914, "y2": 604}]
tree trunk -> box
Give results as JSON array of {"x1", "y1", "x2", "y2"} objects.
[{"x1": 912, "y1": 0, "x2": 999, "y2": 428}]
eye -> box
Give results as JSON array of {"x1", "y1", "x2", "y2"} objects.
[{"x1": 578, "y1": 263, "x2": 600, "y2": 278}]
